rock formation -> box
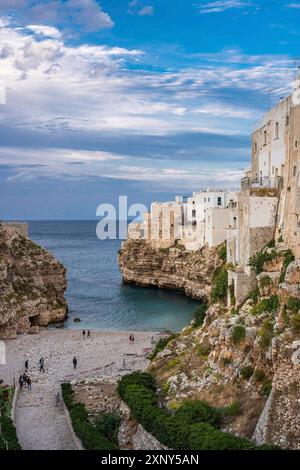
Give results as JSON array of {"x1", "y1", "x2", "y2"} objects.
[
  {"x1": 118, "y1": 240, "x2": 223, "y2": 300},
  {"x1": 0, "y1": 223, "x2": 67, "y2": 339}
]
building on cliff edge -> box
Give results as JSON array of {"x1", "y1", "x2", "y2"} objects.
[
  {"x1": 227, "y1": 73, "x2": 300, "y2": 306},
  {"x1": 128, "y1": 189, "x2": 237, "y2": 250}
]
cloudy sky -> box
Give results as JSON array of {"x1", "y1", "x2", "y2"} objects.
[{"x1": 0, "y1": 0, "x2": 299, "y2": 219}]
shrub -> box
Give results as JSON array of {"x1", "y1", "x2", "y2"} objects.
[
  {"x1": 240, "y1": 366, "x2": 254, "y2": 380},
  {"x1": 220, "y1": 357, "x2": 232, "y2": 367},
  {"x1": 287, "y1": 297, "x2": 300, "y2": 313},
  {"x1": 248, "y1": 248, "x2": 278, "y2": 275},
  {"x1": 188, "y1": 422, "x2": 255, "y2": 450},
  {"x1": 0, "y1": 416, "x2": 21, "y2": 450},
  {"x1": 258, "y1": 319, "x2": 274, "y2": 349},
  {"x1": 173, "y1": 400, "x2": 221, "y2": 428},
  {"x1": 253, "y1": 369, "x2": 265, "y2": 383},
  {"x1": 231, "y1": 325, "x2": 246, "y2": 345},
  {"x1": 259, "y1": 275, "x2": 272, "y2": 288},
  {"x1": 193, "y1": 303, "x2": 208, "y2": 328},
  {"x1": 195, "y1": 341, "x2": 211, "y2": 358},
  {"x1": 148, "y1": 334, "x2": 178, "y2": 360},
  {"x1": 290, "y1": 313, "x2": 300, "y2": 333},
  {"x1": 218, "y1": 243, "x2": 227, "y2": 261},
  {"x1": 250, "y1": 296, "x2": 279, "y2": 316},
  {"x1": 279, "y1": 249, "x2": 295, "y2": 283},
  {"x1": 117, "y1": 371, "x2": 156, "y2": 399},
  {"x1": 61, "y1": 383, "x2": 118, "y2": 450},
  {"x1": 94, "y1": 412, "x2": 121, "y2": 444},
  {"x1": 248, "y1": 287, "x2": 260, "y2": 304},
  {"x1": 231, "y1": 308, "x2": 239, "y2": 316},
  {"x1": 210, "y1": 266, "x2": 228, "y2": 304},
  {"x1": 261, "y1": 379, "x2": 272, "y2": 397},
  {"x1": 220, "y1": 401, "x2": 241, "y2": 416}
]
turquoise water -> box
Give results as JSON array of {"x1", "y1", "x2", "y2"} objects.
[{"x1": 29, "y1": 221, "x2": 199, "y2": 332}]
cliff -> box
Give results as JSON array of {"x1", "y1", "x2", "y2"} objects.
[
  {"x1": 144, "y1": 242, "x2": 300, "y2": 449},
  {"x1": 0, "y1": 223, "x2": 68, "y2": 339},
  {"x1": 118, "y1": 240, "x2": 223, "y2": 300}
]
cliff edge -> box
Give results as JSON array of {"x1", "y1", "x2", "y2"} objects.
[
  {"x1": 118, "y1": 240, "x2": 223, "y2": 300},
  {"x1": 0, "y1": 223, "x2": 67, "y2": 339}
]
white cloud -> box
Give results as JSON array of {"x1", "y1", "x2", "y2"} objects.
[
  {"x1": 128, "y1": 1, "x2": 154, "y2": 16},
  {"x1": 197, "y1": 1, "x2": 251, "y2": 14},
  {"x1": 138, "y1": 6, "x2": 154, "y2": 16},
  {"x1": 27, "y1": 24, "x2": 62, "y2": 39},
  {"x1": 286, "y1": 2, "x2": 300, "y2": 8}
]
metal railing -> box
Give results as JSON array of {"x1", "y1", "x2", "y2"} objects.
[{"x1": 241, "y1": 176, "x2": 283, "y2": 191}]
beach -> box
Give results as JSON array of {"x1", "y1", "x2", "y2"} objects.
[{"x1": 0, "y1": 329, "x2": 158, "y2": 450}]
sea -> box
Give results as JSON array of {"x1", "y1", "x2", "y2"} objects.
[{"x1": 28, "y1": 221, "x2": 199, "y2": 333}]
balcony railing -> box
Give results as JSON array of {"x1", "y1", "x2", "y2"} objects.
[{"x1": 241, "y1": 176, "x2": 283, "y2": 191}]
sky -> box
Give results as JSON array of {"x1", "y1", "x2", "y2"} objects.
[{"x1": 0, "y1": 0, "x2": 300, "y2": 219}]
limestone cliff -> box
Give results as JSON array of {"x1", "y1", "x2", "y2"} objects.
[
  {"x1": 147, "y1": 243, "x2": 300, "y2": 449},
  {"x1": 119, "y1": 240, "x2": 223, "y2": 300},
  {"x1": 0, "y1": 223, "x2": 67, "y2": 339}
]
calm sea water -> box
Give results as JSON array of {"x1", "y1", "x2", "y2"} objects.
[{"x1": 28, "y1": 221, "x2": 199, "y2": 332}]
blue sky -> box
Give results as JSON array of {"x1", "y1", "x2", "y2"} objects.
[{"x1": 0, "y1": 0, "x2": 300, "y2": 219}]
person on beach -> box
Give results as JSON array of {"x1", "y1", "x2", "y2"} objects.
[
  {"x1": 87, "y1": 330, "x2": 91, "y2": 339},
  {"x1": 27, "y1": 376, "x2": 32, "y2": 390},
  {"x1": 39, "y1": 357, "x2": 45, "y2": 373},
  {"x1": 82, "y1": 330, "x2": 86, "y2": 340},
  {"x1": 22, "y1": 372, "x2": 28, "y2": 388},
  {"x1": 19, "y1": 375, "x2": 24, "y2": 391},
  {"x1": 73, "y1": 356, "x2": 78, "y2": 369},
  {"x1": 25, "y1": 359, "x2": 29, "y2": 371}
]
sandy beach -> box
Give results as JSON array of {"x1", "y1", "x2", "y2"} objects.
[{"x1": 0, "y1": 329, "x2": 159, "y2": 450}]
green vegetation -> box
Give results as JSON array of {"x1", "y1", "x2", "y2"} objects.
[
  {"x1": 230, "y1": 325, "x2": 246, "y2": 345},
  {"x1": 94, "y1": 412, "x2": 121, "y2": 445},
  {"x1": 279, "y1": 249, "x2": 295, "y2": 283},
  {"x1": 248, "y1": 287, "x2": 260, "y2": 304},
  {"x1": 148, "y1": 334, "x2": 178, "y2": 361},
  {"x1": 220, "y1": 357, "x2": 232, "y2": 367},
  {"x1": 248, "y1": 248, "x2": 278, "y2": 275},
  {"x1": 250, "y1": 296, "x2": 279, "y2": 316},
  {"x1": 253, "y1": 369, "x2": 266, "y2": 383},
  {"x1": 218, "y1": 243, "x2": 227, "y2": 262},
  {"x1": 259, "y1": 275, "x2": 272, "y2": 288},
  {"x1": 0, "y1": 415, "x2": 21, "y2": 450},
  {"x1": 240, "y1": 366, "x2": 254, "y2": 380},
  {"x1": 230, "y1": 307, "x2": 239, "y2": 316},
  {"x1": 287, "y1": 297, "x2": 300, "y2": 313},
  {"x1": 211, "y1": 266, "x2": 228, "y2": 304},
  {"x1": 193, "y1": 303, "x2": 208, "y2": 328},
  {"x1": 258, "y1": 319, "x2": 274, "y2": 349},
  {"x1": 261, "y1": 379, "x2": 272, "y2": 397},
  {"x1": 195, "y1": 341, "x2": 211, "y2": 359},
  {"x1": 220, "y1": 401, "x2": 241, "y2": 416},
  {"x1": 117, "y1": 371, "x2": 266, "y2": 450},
  {"x1": 61, "y1": 383, "x2": 118, "y2": 450},
  {"x1": 290, "y1": 313, "x2": 300, "y2": 334}
]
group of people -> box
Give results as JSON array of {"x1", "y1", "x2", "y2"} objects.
[
  {"x1": 19, "y1": 361, "x2": 32, "y2": 391},
  {"x1": 82, "y1": 330, "x2": 91, "y2": 340}
]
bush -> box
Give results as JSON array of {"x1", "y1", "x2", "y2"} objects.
[
  {"x1": 117, "y1": 371, "x2": 156, "y2": 399},
  {"x1": 258, "y1": 319, "x2": 274, "y2": 349},
  {"x1": 61, "y1": 383, "x2": 118, "y2": 450},
  {"x1": 220, "y1": 401, "x2": 241, "y2": 417},
  {"x1": 193, "y1": 303, "x2": 208, "y2": 328},
  {"x1": 279, "y1": 249, "x2": 295, "y2": 283},
  {"x1": 248, "y1": 288, "x2": 260, "y2": 304},
  {"x1": 210, "y1": 266, "x2": 228, "y2": 304},
  {"x1": 231, "y1": 325, "x2": 246, "y2": 345},
  {"x1": 290, "y1": 313, "x2": 300, "y2": 333},
  {"x1": 261, "y1": 379, "x2": 272, "y2": 397},
  {"x1": 188, "y1": 422, "x2": 255, "y2": 450},
  {"x1": 259, "y1": 275, "x2": 272, "y2": 288},
  {"x1": 94, "y1": 412, "x2": 121, "y2": 444},
  {"x1": 240, "y1": 366, "x2": 254, "y2": 380},
  {"x1": 0, "y1": 415, "x2": 21, "y2": 450},
  {"x1": 253, "y1": 369, "x2": 266, "y2": 383},
  {"x1": 220, "y1": 357, "x2": 232, "y2": 367},
  {"x1": 250, "y1": 296, "x2": 279, "y2": 316},
  {"x1": 218, "y1": 243, "x2": 227, "y2": 261},
  {"x1": 248, "y1": 248, "x2": 278, "y2": 275},
  {"x1": 118, "y1": 372, "x2": 262, "y2": 450},
  {"x1": 287, "y1": 297, "x2": 300, "y2": 313},
  {"x1": 148, "y1": 335, "x2": 178, "y2": 361}
]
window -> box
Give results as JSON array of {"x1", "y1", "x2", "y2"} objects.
[
  {"x1": 293, "y1": 166, "x2": 297, "y2": 177},
  {"x1": 192, "y1": 209, "x2": 196, "y2": 217},
  {"x1": 275, "y1": 122, "x2": 279, "y2": 139},
  {"x1": 254, "y1": 142, "x2": 257, "y2": 153},
  {"x1": 217, "y1": 197, "x2": 222, "y2": 206},
  {"x1": 264, "y1": 130, "x2": 267, "y2": 145},
  {"x1": 208, "y1": 197, "x2": 210, "y2": 202},
  {"x1": 272, "y1": 165, "x2": 274, "y2": 175},
  {"x1": 286, "y1": 115, "x2": 290, "y2": 126},
  {"x1": 204, "y1": 198, "x2": 206, "y2": 203},
  {"x1": 296, "y1": 141, "x2": 298, "y2": 149}
]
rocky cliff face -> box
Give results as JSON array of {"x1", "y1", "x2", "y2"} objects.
[
  {"x1": 146, "y1": 243, "x2": 300, "y2": 449},
  {"x1": 119, "y1": 240, "x2": 222, "y2": 300},
  {"x1": 0, "y1": 223, "x2": 67, "y2": 339}
]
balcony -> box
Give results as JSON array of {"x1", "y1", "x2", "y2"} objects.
[{"x1": 241, "y1": 176, "x2": 283, "y2": 191}]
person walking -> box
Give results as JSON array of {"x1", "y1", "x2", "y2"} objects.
[
  {"x1": 19, "y1": 375, "x2": 23, "y2": 391},
  {"x1": 82, "y1": 330, "x2": 86, "y2": 340},
  {"x1": 39, "y1": 357, "x2": 45, "y2": 373},
  {"x1": 27, "y1": 376, "x2": 32, "y2": 390},
  {"x1": 87, "y1": 330, "x2": 91, "y2": 339},
  {"x1": 73, "y1": 356, "x2": 78, "y2": 370},
  {"x1": 22, "y1": 372, "x2": 28, "y2": 388},
  {"x1": 25, "y1": 359, "x2": 29, "y2": 371}
]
